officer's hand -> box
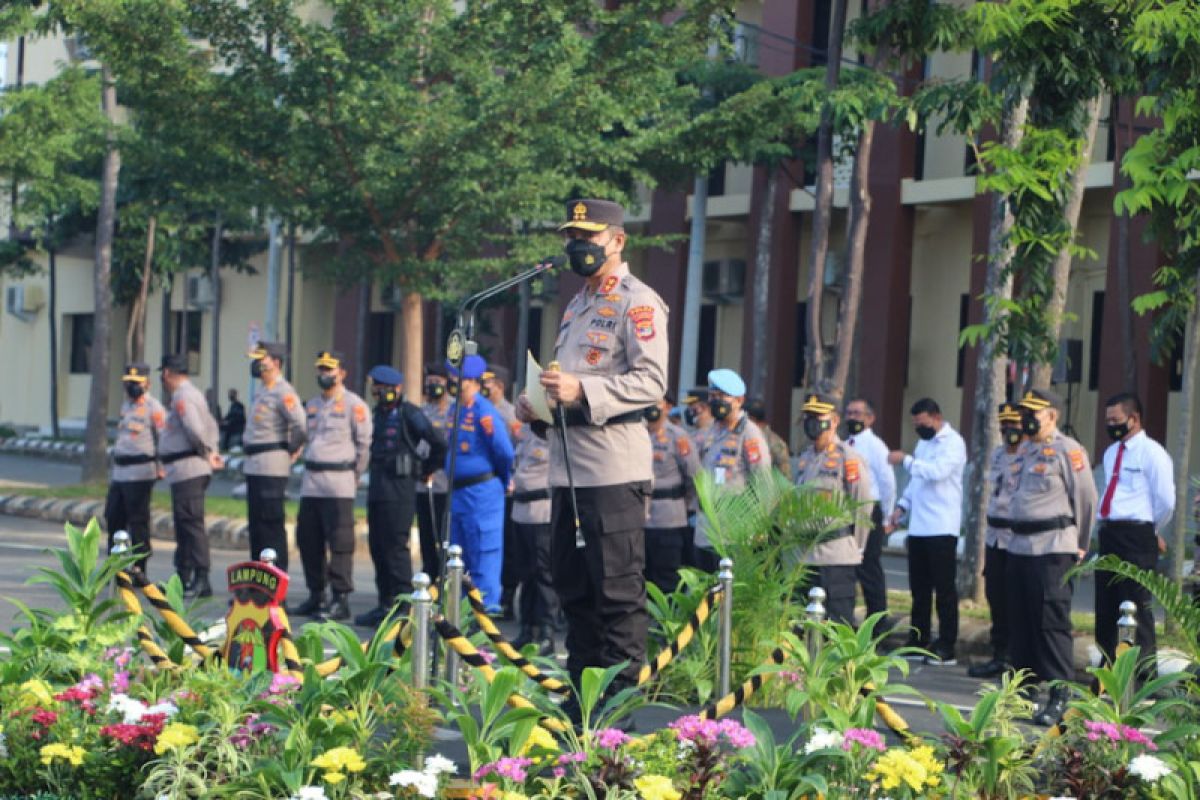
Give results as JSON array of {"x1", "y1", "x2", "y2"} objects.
[
  {"x1": 209, "y1": 453, "x2": 225, "y2": 470},
  {"x1": 1157, "y1": 534, "x2": 1167, "y2": 555},
  {"x1": 515, "y1": 394, "x2": 536, "y2": 423},
  {"x1": 290, "y1": 450, "x2": 302, "y2": 464},
  {"x1": 1077, "y1": 549, "x2": 1087, "y2": 562},
  {"x1": 888, "y1": 509, "x2": 903, "y2": 530},
  {"x1": 156, "y1": 467, "x2": 166, "y2": 480},
  {"x1": 887, "y1": 450, "x2": 906, "y2": 466},
  {"x1": 541, "y1": 370, "x2": 582, "y2": 405}
]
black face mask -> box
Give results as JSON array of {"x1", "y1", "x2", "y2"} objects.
[
  {"x1": 374, "y1": 388, "x2": 399, "y2": 407},
  {"x1": 448, "y1": 382, "x2": 459, "y2": 397},
  {"x1": 317, "y1": 373, "x2": 337, "y2": 390},
  {"x1": 124, "y1": 383, "x2": 145, "y2": 400},
  {"x1": 845, "y1": 419, "x2": 865, "y2": 436},
  {"x1": 644, "y1": 406, "x2": 662, "y2": 423},
  {"x1": 915, "y1": 424, "x2": 937, "y2": 441},
  {"x1": 1003, "y1": 427, "x2": 1022, "y2": 447},
  {"x1": 250, "y1": 360, "x2": 264, "y2": 379},
  {"x1": 1107, "y1": 421, "x2": 1131, "y2": 442},
  {"x1": 710, "y1": 400, "x2": 733, "y2": 421},
  {"x1": 684, "y1": 407, "x2": 698, "y2": 427},
  {"x1": 803, "y1": 416, "x2": 830, "y2": 441},
  {"x1": 425, "y1": 383, "x2": 445, "y2": 399},
  {"x1": 1021, "y1": 414, "x2": 1040, "y2": 437},
  {"x1": 565, "y1": 237, "x2": 607, "y2": 277}
]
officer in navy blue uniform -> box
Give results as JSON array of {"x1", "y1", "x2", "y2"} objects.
[
  {"x1": 357, "y1": 365, "x2": 448, "y2": 627},
  {"x1": 446, "y1": 354, "x2": 515, "y2": 612}
]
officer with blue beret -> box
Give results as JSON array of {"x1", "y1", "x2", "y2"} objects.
[
  {"x1": 446, "y1": 354, "x2": 515, "y2": 611},
  {"x1": 357, "y1": 365, "x2": 447, "y2": 627}
]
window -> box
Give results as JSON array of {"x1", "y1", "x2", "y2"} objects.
[
  {"x1": 366, "y1": 312, "x2": 395, "y2": 368},
  {"x1": 697, "y1": 304, "x2": 717, "y2": 383},
  {"x1": 706, "y1": 163, "x2": 726, "y2": 197},
  {"x1": 956, "y1": 294, "x2": 969, "y2": 388},
  {"x1": 170, "y1": 311, "x2": 202, "y2": 372},
  {"x1": 68, "y1": 313, "x2": 93, "y2": 374},
  {"x1": 794, "y1": 302, "x2": 809, "y2": 387},
  {"x1": 1089, "y1": 291, "x2": 1104, "y2": 390}
]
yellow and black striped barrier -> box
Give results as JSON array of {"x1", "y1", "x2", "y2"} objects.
[
  {"x1": 115, "y1": 571, "x2": 181, "y2": 670},
  {"x1": 433, "y1": 615, "x2": 570, "y2": 733},
  {"x1": 128, "y1": 572, "x2": 217, "y2": 661},
  {"x1": 699, "y1": 644, "x2": 787, "y2": 720},
  {"x1": 639, "y1": 585, "x2": 722, "y2": 687},
  {"x1": 460, "y1": 578, "x2": 570, "y2": 695}
]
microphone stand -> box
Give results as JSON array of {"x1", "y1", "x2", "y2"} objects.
[{"x1": 433, "y1": 257, "x2": 561, "y2": 675}]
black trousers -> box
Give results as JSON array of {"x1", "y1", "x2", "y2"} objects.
[
  {"x1": 1095, "y1": 521, "x2": 1158, "y2": 668},
  {"x1": 297, "y1": 497, "x2": 356, "y2": 595},
  {"x1": 246, "y1": 475, "x2": 289, "y2": 571},
  {"x1": 550, "y1": 483, "x2": 649, "y2": 687},
  {"x1": 906, "y1": 535, "x2": 958, "y2": 646},
  {"x1": 415, "y1": 490, "x2": 446, "y2": 581},
  {"x1": 105, "y1": 479, "x2": 154, "y2": 570},
  {"x1": 515, "y1": 522, "x2": 558, "y2": 628},
  {"x1": 799, "y1": 564, "x2": 858, "y2": 626},
  {"x1": 983, "y1": 544, "x2": 1009, "y2": 661},
  {"x1": 644, "y1": 526, "x2": 691, "y2": 595},
  {"x1": 501, "y1": 496, "x2": 518, "y2": 605},
  {"x1": 1007, "y1": 551, "x2": 1075, "y2": 683},
  {"x1": 170, "y1": 476, "x2": 210, "y2": 573},
  {"x1": 367, "y1": 482, "x2": 418, "y2": 605},
  {"x1": 855, "y1": 504, "x2": 887, "y2": 617}
]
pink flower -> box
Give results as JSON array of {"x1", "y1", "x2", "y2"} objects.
[
  {"x1": 779, "y1": 670, "x2": 802, "y2": 685},
  {"x1": 479, "y1": 648, "x2": 497, "y2": 665},
  {"x1": 668, "y1": 715, "x2": 755, "y2": 749},
  {"x1": 842, "y1": 728, "x2": 885, "y2": 752},
  {"x1": 552, "y1": 767, "x2": 566, "y2": 778},
  {"x1": 1120, "y1": 725, "x2": 1158, "y2": 751},
  {"x1": 557, "y1": 752, "x2": 587, "y2": 765},
  {"x1": 264, "y1": 673, "x2": 300, "y2": 697},
  {"x1": 717, "y1": 719, "x2": 756, "y2": 749},
  {"x1": 594, "y1": 728, "x2": 631, "y2": 749},
  {"x1": 111, "y1": 671, "x2": 130, "y2": 694},
  {"x1": 474, "y1": 757, "x2": 533, "y2": 783}
]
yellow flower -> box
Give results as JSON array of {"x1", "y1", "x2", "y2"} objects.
[
  {"x1": 867, "y1": 748, "x2": 929, "y2": 792},
  {"x1": 502, "y1": 793, "x2": 528, "y2": 800},
  {"x1": 634, "y1": 774, "x2": 681, "y2": 800},
  {"x1": 327, "y1": 708, "x2": 357, "y2": 725},
  {"x1": 323, "y1": 771, "x2": 346, "y2": 784},
  {"x1": 909, "y1": 745, "x2": 944, "y2": 787},
  {"x1": 39, "y1": 743, "x2": 85, "y2": 767},
  {"x1": 520, "y1": 726, "x2": 559, "y2": 755},
  {"x1": 154, "y1": 723, "x2": 200, "y2": 755},
  {"x1": 311, "y1": 746, "x2": 366, "y2": 774},
  {"x1": 19, "y1": 679, "x2": 54, "y2": 707}
]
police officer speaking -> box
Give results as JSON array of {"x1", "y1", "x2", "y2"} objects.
[
  {"x1": 243, "y1": 342, "x2": 307, "y2": 571},
  {"x1": 294, "y1": 351, "x2": 372, "y2": 621},
  {"x1": 794, "y1": 392, "x2": 873, "y2": 625},
  {"x1": 445, "y1": 354, "x2": 514, "y2": 613},
  {"x1": 515, "y1": 198, "x2": 668, "y2": 716},
  {"x1": 157, "y1": 353, "x2": 223, "y2": 598},
  {"x1": 1008, "y1": 389, "x2": 1097, "y2": 726},
  {"x1": 106, "y1": 363, "x2": 166, "y2": 572},
  {"x1": 358, "y1": 365, "x2": 447, "y2": 628}
]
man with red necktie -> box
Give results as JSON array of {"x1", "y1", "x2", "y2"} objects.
[{"x1": 1095, "y1": 392, "x2": 1174, "y2": 673}]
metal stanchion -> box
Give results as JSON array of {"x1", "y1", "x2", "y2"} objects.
[
  {"x1": 717, "y1": 558, "x2": 734, "y2": 698},
  {"x1": 444, "y1": 546, "x2": 464, "y2": 685},
  {"x1": 1118, "y1": 600, "x2": 1138, "y2": 646},
  {"x1": 805, "y1": 587, "x2": 826, "y2": 659},
  {"x1": 411, "y1": 572, "x2": 433, "y2": 690},
  {"x1": 259, "y1": 547, "x2": 277, "y2": 565}
]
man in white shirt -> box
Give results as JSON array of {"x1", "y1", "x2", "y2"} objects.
[
  {"x1": 888, "y1": 397, "x2": 967, "y2": 665},
  {"x1": 844, "y1": 397, "x2": 896, "y2": 627},
  {"x1": 1095, "y1": 392, "x2": 1174, "y2": 670}
]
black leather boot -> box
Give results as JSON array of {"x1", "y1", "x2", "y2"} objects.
[
  {"x1": 354, "y1": 605, "x2": 388, "y2": 628},
  {"x1": 294, "y1": 591, "x2": 328, "y2": 617},
  {"x1": 325, "y1": 592, "x2": 351, "y2": 622},
  {"x1": 176, "y1": 568, "x2": 194, "y2": 592},
  {"x1": 535, "y1": 626, "x2": 555, "y2": 657},
  {"x1": 511, "y1": 626, "x2": 536, "y2": 651},
  {"x1": 1034, "y1": 685, "x2": 1070, "y2": 727},
  {"x1": 184, "y1": 569, "x2": 212, "y2": 599}
]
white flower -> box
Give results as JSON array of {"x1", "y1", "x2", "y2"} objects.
[
  {"x1": 0, "y1": 730, "x2": 7, "y2": 758},
  {"x1": 390, "y1": 770, "x2": 438, "y2": 797},
  {"x1": 1129, "y1": 754, "x2": 1173, "y2": 783},
  {"x1": 145, "y1": 701, "x2": 179, "y2": 719},
  {"x1": 289, "y1": 788, "x2": 329, "y2": 800},
  {"x1": 804, "y1": 726, "x2": 842, "y2": 754},
  {"x1": 423, "y1": 753, "x2": 457, "y2": 776},
  {"x1": 105, "y1": 694, "x2": 178, "y2": 724}
]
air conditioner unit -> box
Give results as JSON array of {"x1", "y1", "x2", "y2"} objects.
[
  {"x1": 186, "y1": 274, "x2": 216, "y2": 309},
  {"x1": 379, "y1": 283, "x2": 404, "y2": 311},
  {"x1": 64, "y1": 35, "x2": 94, "y2": 63},
  {"x1": 702, "y1": 259, "x2": 746, "y2": 303},
  {"x1": 732, "y1": 22, "x2": 761, "y2": 68},
  {"x1": 5, "y1": 284, "x2": 44, "y2": 322}
]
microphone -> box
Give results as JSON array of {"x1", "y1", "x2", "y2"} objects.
[{"x1": 537, "y1": 255, "x2": 567, "y2": 270}]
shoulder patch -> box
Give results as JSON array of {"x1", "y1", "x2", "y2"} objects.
[
  {"x1": 509, "y1": 420, "x2": 522, "y2": 438},
  {"x1": 283, "y1": 393, "x2": 297, "y2": 409},
  {"x1": 845, "y1": 459, "x2": 860, "y2": 483},
  {"x1": 306, "y1": 403, "x2": 318, "y2": 415},
  {"x1": 600, "y1": 275, "x2": 619, "y2": 294},
  {"x1": 745, "y1": 438, "x2": 762, "y2": 464},
  {"x1": 480, "y1": 415, "x2": 495, "y2": 436},
  {"x1": 1069, "y1": 449, "x2": 1085, "y2": 472},
  {"x1": 354, "y1": 403, "x2": 367, "y2": 423},
  {"x1": 676, "y1": 436, "x2": 691, "y2": 457},
  {"x1": 152, "y1": 410, "x2": 166, "y2": 429},
  {"x1": 628, "y1": 305, "x2": 656, "y2": 341},
  {"x1": 174, "y1": 400, "x2": 187, "y2": 415}
]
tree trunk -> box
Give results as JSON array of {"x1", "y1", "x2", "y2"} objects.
[
  {"x1": 402, "y1": 290, "x2": 424, "y2": 406},
  {"x1": 209, "y1": 215, "x2": 223, "y2": 411},
  {"x1": 959, "y1": 94, "x2": 1029, "y2": 602},
  {"x1": 750, "y1": 166, "x2": 778, "y2": 399},
  {"x1": 127, "y1": 215, "x2": 157, "y2": 363},
  {"x1": 1171, "y1": 272, "x2": 1200, "y2": 590},
  {"x1": 829, "y1": 119, "x2": 875, "y2": 402},
  {"x1": 1116, "y1": 104, "x2": 1137, "y2": 391},
  {"x1": 82, "y1": 66, "x2": 121, "y2": 484},
  {"x1": 1030, "y1": 94, "x2": 1103, "y2": 391},
  {"x1": 802, "y1": 0, "x2": 847, "y2": 389},
  {"x1": 285, "y1": 222, "x2": 297, "y2": 383},
  {"x1": 48, "y1": 240, "x2": 60, "y2": 440}
]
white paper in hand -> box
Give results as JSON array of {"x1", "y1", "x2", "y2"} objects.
[{"x1": 525, "y1": 350, "x2": 554, "y2": 424}]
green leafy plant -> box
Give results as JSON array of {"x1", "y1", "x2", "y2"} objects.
[{"x1": 938, "y1": 671, "x2": 1037, "y2": 799}]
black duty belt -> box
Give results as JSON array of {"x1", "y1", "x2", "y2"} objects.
[
  {"x1": 986, "y1": 516, "x2": 1012, "y2": 530},
  {"x1": 1010, "y1": 516, "x2": 1073, "y2": 535},
  {"x1": 244, "y1": 441, "x2": 288, "y2": 456},
  {"x1": 305, "y1": 460, "x2": 355, "y2": 472},
  {"x1": 113, "y1": 454, "x2": 156, "y2": 466},
  {"x1": 160, "y1": 450, "x2": 201, "y2": 465},
  {"x1": 651, "y1": 485, "x2": 687, "y2": 500},
  {"x1": 1099, "y1": 519, "x2": 1154, "y2": 531},
  {"x1": 554, "y1": 408, "x2": 646, "y2": 428},
  {"x1": 513, "y1": 488, "x2": 551, "y2": 503},
  {"x1": 453, "y1": 471, "x2": 496, "y2": 490}
]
